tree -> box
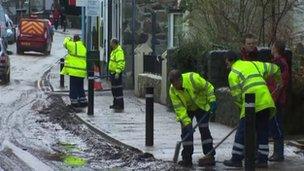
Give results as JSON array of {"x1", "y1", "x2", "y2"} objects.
[{"x1": 180, "y1": 0, "x2": 303, "y2": 49}]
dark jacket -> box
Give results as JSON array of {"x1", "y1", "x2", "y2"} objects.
[
  {"x1": 267, "y1": 55, "x2": 290, "y2": 106},
  {"x1": 241, "y1": 47, "x2": 258, "y2": 61}
]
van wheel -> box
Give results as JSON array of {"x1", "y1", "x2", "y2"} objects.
[
  {"x1": 44, "y1": 47, "x2": 50, "y2": 55},
  {"x1": 3, "y1": 72, "x2": 10, "y2": 84},
  {"x1": 44, "y1": 50, "x2": 50, "y2": 56},
  {"x1": 17, "y1": 49, "x2": 23, "y2": 55},
  {"x1": 16, "y1": 44, "x2": 23, "y2": 55}
]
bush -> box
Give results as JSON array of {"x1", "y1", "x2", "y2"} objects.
[{"x1": 171, "y1": 39, "x2": 209, "y2": 75}]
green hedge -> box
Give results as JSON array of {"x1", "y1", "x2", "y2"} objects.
[{"x1": 171, "y1": 40, "x2": 208, "y2": 75}]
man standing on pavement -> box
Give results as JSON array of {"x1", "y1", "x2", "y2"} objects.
[
  {"x1": 61, "y1": 34, "x2": 88, "y2": 107},
  {"x1": 52, "y1": 8, "x2": 61, "y2": 30},
  {"x1": 109, "y1": 38, "x2": 125, "y2": 111},
  {"x1": 267, "y1": 40, "x2": 290, "y2": 162},
  {"x1": 168, "y1": 69, "x2": 217, "y2": 167},
  {"x1": 223, "y1": 51, "x2": 281, "y2": 168},
  {"x1": 241, "y1": 34, "x2": 259, "y2": 61}
]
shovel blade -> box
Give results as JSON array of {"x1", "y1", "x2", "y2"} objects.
[{"x1": 173, "y1": 141, "x2": 181, "y2": 163}]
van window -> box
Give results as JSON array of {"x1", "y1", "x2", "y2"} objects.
[{"x1": 30, "y1": 0, "x2": 44, "y2": 12}]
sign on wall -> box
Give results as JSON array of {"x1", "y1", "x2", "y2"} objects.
[
  {"x1": 76, "y1": 0, "x2": 87, "y2": 7},
  {"x1": 86, "y1": 0, "x2": 101, "y2": 17}
]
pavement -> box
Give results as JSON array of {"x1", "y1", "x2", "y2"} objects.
[{"x1": 47, "y1": 51, "x2": 304, "y2": 170}]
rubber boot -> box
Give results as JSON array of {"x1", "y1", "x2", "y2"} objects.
[
  {"x1": 198, "y1": 155, "x2": 215, "y2": 166},
  {"x1": 255, "y1": 160, "x2": 268, "y2": 168},
  {"x1": 178, "y1": 160, "x2": 193, "y2": 168},
  {"x1": 223, "y1": 158, "x2": 242, "y2": 167},
  {"x1": 269, "y1": 140, "x2": 284, "y2": 162},
  {"x1": 178, "y1": 155, "x2": 193, "y2": 168}
]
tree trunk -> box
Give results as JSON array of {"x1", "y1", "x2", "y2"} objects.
[{"x1": 271, "y1": 0, "x2": 276, "y2": 44}]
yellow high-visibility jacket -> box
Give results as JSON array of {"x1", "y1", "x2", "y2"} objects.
[
  {"x1": 169, "y1": 72, "x2": 216, "y2": 126},
  {"x1": 109, "y1": 45, "x2": 125, "y2": 74},
  {"x1": 60, "y1": 37, "x2": 87, "y2": 78},
  {"x1": 228, "y1": 60, "x2": 281, "y2": 118}
]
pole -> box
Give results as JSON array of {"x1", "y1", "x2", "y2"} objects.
[
  {"x1": 145, "y1": 87, "x2": 154, "y2": 146},
  {"x1": 87, "y1": 60, "x2": 94, "y2": 115},
  {"x1": 87, "y1": 14, "x2": 94, "y2": 115},
  {"x1": 107, "y1": 0, "x2": 112, "y2": 76},
  {"x1": 87, "y1": 16, "x2": 92, "y2": 50},
  {"x1": 28, "y1": 0, "x2": 31, "y2": 15},
  {"x1": 82, "y1": 7, "x2": 86, "y2": 45},
  {"x1": 60, "y1": 58, "x2": 64, "y2": 88},
  {"x1": 131, "y1": 0, "x2": 135, "y2": 88},
  {"x1": 151, "y1": 11, "x2": 156, "y2": 56},
  {"x1": 245, "y1": 93, "x2": 256, "y2": 170}
]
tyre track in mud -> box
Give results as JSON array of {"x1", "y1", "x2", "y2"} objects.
[
  {"x1": 39, "y1": 65, "x2": 174, "y2": 170},
  {"x1": 0, "y1": 83, "x2": 57, "y2": 170}
]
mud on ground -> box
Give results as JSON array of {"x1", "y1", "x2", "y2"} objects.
[{"x1": 37, "y1": 94, "x2": 174, "y2": 170}]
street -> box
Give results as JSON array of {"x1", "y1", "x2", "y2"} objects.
[
  {"x1": 1, "y1": 0, "x2": 304, "y2": 170},
  {"x1": 0, "y1": 31, "x2": 172, "y2": 170}
]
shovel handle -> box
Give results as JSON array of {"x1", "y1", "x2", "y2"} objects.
[{"x1": 205, "y1": 125, "x2": 238, "y2": 156}]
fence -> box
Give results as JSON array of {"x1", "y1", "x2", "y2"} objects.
[{"x1": 143, "y1": 54, "x2": 162, "y2": 75}]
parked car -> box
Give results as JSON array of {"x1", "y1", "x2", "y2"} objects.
[
  {"x1": 0, "y1": 38, "x2": 10, "y2": 84},
  {"x1": 5, "y1": 14, "x2": 16, "y2": 44},
  {"x1": 0, "y1": 5, "x2": 9, "y2": 48},
  {"x1": 16, "y1": 18, "x2": 52, "y2": 55}
]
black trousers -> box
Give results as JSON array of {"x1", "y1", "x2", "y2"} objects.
[
  {"x1": 110, "y1": 73, "x2": 124, "y2": 108},
  {"x1": 232, "y1": 109, "x2": 270, "y2": 162},
  {"x1": 181, "y1": 109, "x2": 215, "y2": 161},
  {"x1": 69, "y1": 76, "x2": 87, "y2": 105}
]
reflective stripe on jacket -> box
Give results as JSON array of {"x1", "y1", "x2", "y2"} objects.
[
  {"x1": 169, "y1": 72, "x2": 216, "y2": 126},
  {"x1": 228, "y1": 60, "x2": 281, "y2": 118},
  {"x1": 109, "y1": 45, "x2": 125, "y2": 74},
  {"x1": 60, "y1": 37, "x2": 87, "y2": 78}
]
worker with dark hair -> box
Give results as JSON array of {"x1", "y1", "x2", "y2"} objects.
[
  {"x1": 241, "y1": 33, "x2": 259, "y2": 61},
  {"x1": 60, "y1": 10, "x2": 67, "y2": 32},
  {"x1": 168, "y1": 69, "x2": 217, "y2": 167},
  {"x1": 61, "y1": 34, "x2": 88, "y2": 107},
  {"x1": 109, "y1": 38, "x2": 125, "y2": 111},
  {"x1": 223, "y1": 51, "x2": 281, "y2": 168}
]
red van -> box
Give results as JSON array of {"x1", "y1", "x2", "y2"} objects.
[{"x1": 16, "y1": 18, "x2": 52, "y2": 55}]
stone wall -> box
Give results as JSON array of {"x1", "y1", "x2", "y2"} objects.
[
  {"x1": 213, "y1": 88, "x2": 239, "y2": 127},
  {"x1": 137, "y1": 73, "x2": 162, "y2": 103},
  {"x1": 122, "y1": 0, "x2": 178, "y2": 89}
]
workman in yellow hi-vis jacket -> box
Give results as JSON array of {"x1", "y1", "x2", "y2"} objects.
[
  {"x1": 61, "y1": 34, "x2": 87, "y2": 107},
  {"x1": 108, "y1": 38, "x2": 125, "y2": 111},
  {"x1": 169, "y1": 69, "x2": 217, "y2": 167},
  {"x1": 223, "y1": 51, "x2": 281, "y2": 168}
]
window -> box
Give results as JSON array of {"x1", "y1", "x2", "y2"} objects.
[{"x1": 168, "y1": 12, "x2": 183, "y2": 49}]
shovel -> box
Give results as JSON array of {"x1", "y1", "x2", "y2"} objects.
[
  {"x1": 198, "y1": 125, "x2": 238, "y2": 165},
  {"x1": 173, "y1": 112, "x2": 212, "y2": 163}
]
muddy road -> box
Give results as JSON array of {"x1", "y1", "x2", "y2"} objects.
[{"x1": 0, "y1": 31, "x2": 173, "y2": 170}]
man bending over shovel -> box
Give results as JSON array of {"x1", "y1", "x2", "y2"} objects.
[{"x1": 169, "y1": 69, "x2": 217, "y2": 167}]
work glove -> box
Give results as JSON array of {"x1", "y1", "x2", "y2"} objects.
[
  {"x1": 115, "y1": 72, "x2": 120, "y2": 79},
  {"x1": 115, "y1": 69, "x2": 121, "y2": 79},
  {"x1": 209, "y1": 101, "x2": 217, "y2": 114},
  {"x1": 181, "y1": 116, "x2": 192, "y2": 128}
]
